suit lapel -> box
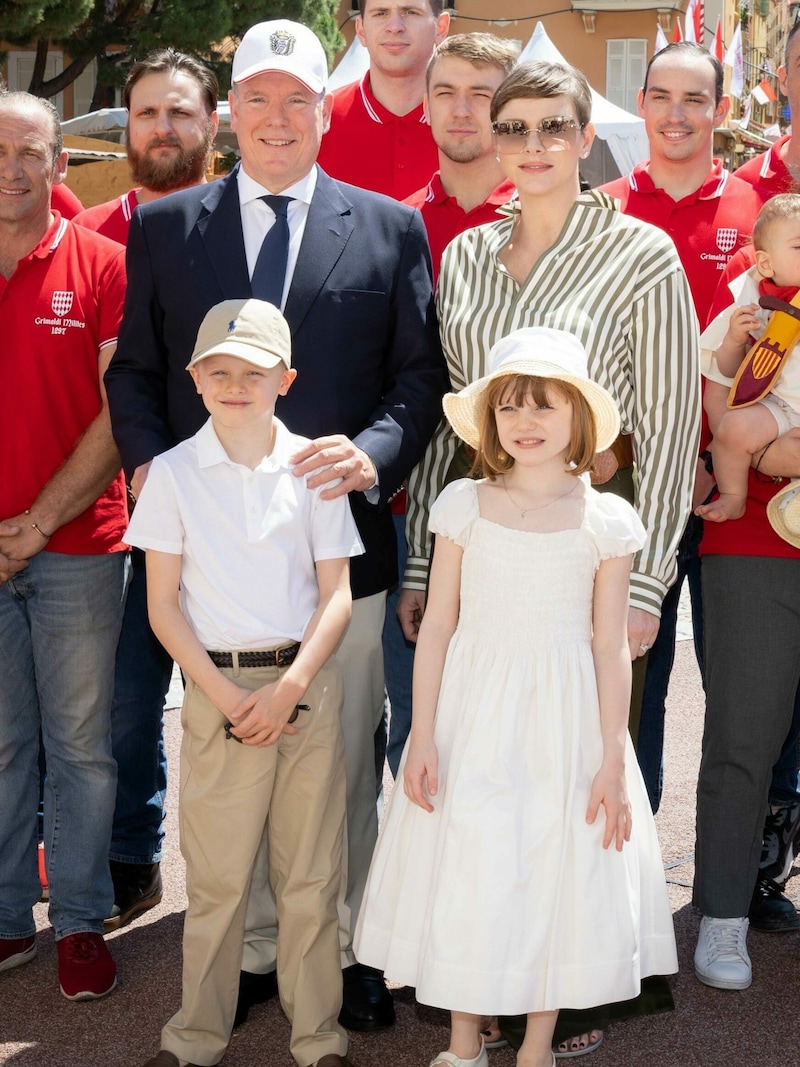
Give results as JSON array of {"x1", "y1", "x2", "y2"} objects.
[
  {"x1": 284, "y1": 170, "x2": 354, "y2": 332},
  {"x1": 196, "y1": 167, "x2": 251, "y2": 297}
]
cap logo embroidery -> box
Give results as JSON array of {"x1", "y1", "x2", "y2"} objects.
[
  {"x1": 716, "y1": 228, "x2": 738, "y2": 254},
  {"x1": 228, "y1": 320, "x2": 236, "y2": 333},
  {"x1": 270, "y1": 30, "x2": 296, "y2": 56},
  {"x1": 51, "y1": 291, "x2": 73, "y2": 317}
]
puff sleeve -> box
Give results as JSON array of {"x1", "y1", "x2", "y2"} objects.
[
  {"x1": 428, "y1": 479, "x2": 479, "y2": 549},
  {"x1": 585, "y1": 489, "x2": 647, "y2": 561}
]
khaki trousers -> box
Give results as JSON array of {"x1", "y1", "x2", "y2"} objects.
[
  {"x1": 243, "y1": 592, "x2": 387, "y2": 972},
  {"x1": 161, "y1": 657, "x2": 348, "y2": 1067}
]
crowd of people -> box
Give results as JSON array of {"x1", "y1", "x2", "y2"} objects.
[{"x1": 4, "y1": 3, "x2": 800, "y2": 1066}]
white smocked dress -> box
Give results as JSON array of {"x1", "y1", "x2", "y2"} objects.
[{"x1": 354, "y1": 479, "x2": 678, "y2": 1016}]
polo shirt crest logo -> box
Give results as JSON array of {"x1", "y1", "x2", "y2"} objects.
[
  {"x1": 52, "y1": 291, "x2": 74, "y2": 317},
  {"x1": 270, "y1": 30, "x2": 295, "y2": 56},
  {"x1": 716, "y1": 228, "x2": 738, "y2": 254}
]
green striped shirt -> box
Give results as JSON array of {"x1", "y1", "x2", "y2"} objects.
[{"x1": 405, "y1": 190, "x2": 701, "y2": 618}]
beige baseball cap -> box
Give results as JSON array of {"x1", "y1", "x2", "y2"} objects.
[
  {"x1": 232, "y1": 20, "x2": 328, "y2": 93},
  {"x1": 187, "y1": 299, "x2": 292, "y2": 371}
]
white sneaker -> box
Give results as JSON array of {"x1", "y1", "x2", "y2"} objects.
[{"x1": 694, "y1": 915, "x2": 752, "y2": 990}]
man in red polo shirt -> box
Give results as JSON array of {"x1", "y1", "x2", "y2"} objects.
[
  {"x1": 317, "y1": 0, "x2": 449, "y2": 199},
  {"x1": 735, "y1": 19, "x2": 800, "y2": 199},
  {"x1": 598, "y1": 45, "x2": 763, "y2": 849},
  {"x1": 75, "y1": 49, "x2": 218, "y2": 244},
  {"x1": 0, "y1": 91, "x2": 128, "y2": 1000},
  {"x1": 403, "y1": 33, "x2": 518, "y2": 284},
  {"x1": 74, "y1": 48, "x2": 219, "y2": 941}
]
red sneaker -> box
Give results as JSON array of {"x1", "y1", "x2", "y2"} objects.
[
  {"x1": 0, "y1": 936, "x2": 36, "y2": 973},
  {"x1": 57, "y1": 932, "x2": 117, "y2": 1000}
]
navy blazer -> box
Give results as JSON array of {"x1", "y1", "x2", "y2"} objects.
[{"x1": 105, "y1": 166, "x2": 447, "y2": 599}]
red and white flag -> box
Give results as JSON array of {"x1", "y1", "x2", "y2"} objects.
[
  {"x1": 712, "y1": 16, "x2": 725, "y2": 62},
  {"x1": 655, "y1": 22, "x2": 669, "y2": 55},
  {"x1": 673, "y1": 18, "x2": 684, "y2": 43},
  {"x1": 685, "y1": 0, "x2": 705, "y2": 45},
  {"x1": 724, "y1": 20, "x2": 744, "y2": 99}
]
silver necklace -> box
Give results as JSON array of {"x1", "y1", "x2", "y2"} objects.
[{"x1": 502, "y1": 478, "x2": 578, "y2": 517}]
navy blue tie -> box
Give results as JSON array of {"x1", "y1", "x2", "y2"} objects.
[{"x1": 251, "y1": 195, "x2": 293, "y2": 308}]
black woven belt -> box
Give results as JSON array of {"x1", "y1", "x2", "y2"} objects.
[{"x1": 207, "y1": 643, "x2": 300, "y2": 669}]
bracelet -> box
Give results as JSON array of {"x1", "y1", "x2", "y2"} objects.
[
  {"x1": 24, "y1": 509, "x2": 52, "y2": 540},
  {"x1": 753, "y1": 439, "x2": 783, "y2": 484}
]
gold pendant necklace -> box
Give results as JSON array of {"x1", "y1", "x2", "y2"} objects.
[{"x1": 502, "y1": 478, "x2": 578, "y2": 517}]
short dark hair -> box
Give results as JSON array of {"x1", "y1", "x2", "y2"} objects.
[
  {"x1": 642, "y1": 42, "x2": 723, "y2": 106},
  {"x1": 0, "y1": 90, "x2": 62, "y2": 161},
  {"x1": 123, "y1": 49, "x2": 218, "y2": 114},
  {"x1": 359, "y1": 0, "x2": 444, "y2": 16},
  {"x1": 426, "y1": 33, "x2": 518, "y2": 88},
  {"x1": 490, "y1": 60, "x2": 592, "y2": 127},
  {"x1": 473, "y1": 375, "x2": 598, "y2": 480}
]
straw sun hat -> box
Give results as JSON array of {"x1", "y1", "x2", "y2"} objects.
[
  {"x1": 442, "y1": 327, "x2": 621, "y2": 453},
  {"x1": 767, "y1": 479, "x2": 800, "y2": 549}
]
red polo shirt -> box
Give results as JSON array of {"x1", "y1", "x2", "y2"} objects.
[
  {"x1": 52, "y1": 183, "x2": 83, "y2": 218},
  {"x1": 317, "y1": 73, "x2": 438, "y2": 201},
  {"x1": 735, "y1": 135, "x2": 795, "y2": 199},
  {"x1": 600, "y1": 160, "x2": 764, "y2": 325},
  {"x1": 0, "y1": 214, "x2": 128, "y2": 554},
  {"x1": 74, "y1": 190, "x2": 138, "y2": 245},
  {"x1": 404, "y1": 174, "x2": 516, "y2": 284}
]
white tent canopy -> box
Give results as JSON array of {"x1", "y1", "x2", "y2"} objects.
[
  {"x1": 518, "y1": 23, "x2": 648, "y2": 175},
  {"x1": 329, "y1": 35, "x2": 369, "y2": 92}
]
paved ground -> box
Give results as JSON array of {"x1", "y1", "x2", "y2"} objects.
[{"x1": 4, "y1": 631, "x2": 800, "y2": 1066}]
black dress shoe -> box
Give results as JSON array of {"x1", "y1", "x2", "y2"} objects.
[
  {"x1": 233, "y1": 968, "x2": 279, "y2": 1029},
  {"x1": 748, "y1": 875, "x2": 800, "y2": 932},
  {"x1": 104, "y1": 861, "x2": 163, "y2": 932},
  {"x1": 338, "y1": 962, "x2": 395, "y2": 1032}
]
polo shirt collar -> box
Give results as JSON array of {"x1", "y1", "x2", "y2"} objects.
[
  {"x1": 628, "y1": 158, "x2": 729, "y2": 202},
  {"x1": 237, "y1": 164, "x2": 317, "y2": 209},
  {"x1": 424, "y1": 172, "x2": 517, "y2": 209},
  {"x1": 195, "y1": 416, "x2": 295, "y2": 474},
  {"x1": 761, "y1": 134, "x2": 792, "y2": 180},
  {"x1": 359, "y1": 71, "x2": 429, "y2": 125},
  {"x1": 29, "y1": 211, "x2": 68, "y2": 260}
]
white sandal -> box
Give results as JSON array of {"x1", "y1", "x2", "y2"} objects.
[{"x1": 429, "y1": 1037, "x2": 488, "y2": 1067}]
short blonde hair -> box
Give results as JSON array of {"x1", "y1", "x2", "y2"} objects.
[
  {"x1": 471, "y1": 374, "x2": 598, "y2": 479},
  {"x1": 753, "y1": 193, "x2": 800, "y2": 251}
]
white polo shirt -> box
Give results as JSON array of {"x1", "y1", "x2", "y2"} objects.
[{"x1": 125, "y1": 417, "x2": 363, "y2": 651}]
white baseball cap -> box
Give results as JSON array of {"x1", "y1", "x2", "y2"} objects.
[{"x1": 232, "y1": 20, "x2": 328, "y2": 93}]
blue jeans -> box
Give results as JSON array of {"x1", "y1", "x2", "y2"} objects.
[
  {"x1": 110, "y1": 548, "x2": 172, "y2": 864},
  {"x1": 0, "y1": 551, "x2": 128, "y2": 940},
  {"x1": 637, "y1": 515, "x2": 705, "y2": 812},
  {"x1": 384, "y1": 512, "x2": 415, "y2": 778}
]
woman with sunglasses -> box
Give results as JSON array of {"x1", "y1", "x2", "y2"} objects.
[{"x1": 401, "y1": 60, "x2": 700, "y2": 1060}]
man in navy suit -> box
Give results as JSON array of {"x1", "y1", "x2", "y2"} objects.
[{"x1": 105, "y1": 18, "x2": 445, "y2": 1045}]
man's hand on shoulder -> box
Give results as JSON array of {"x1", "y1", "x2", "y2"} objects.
[{"x1": 291, "y1": 435, "x2": 376, "y2": 499}]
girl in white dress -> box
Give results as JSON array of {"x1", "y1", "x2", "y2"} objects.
[{"x1": 354, "y1": 327, "x2": 678, "y2": 1067}]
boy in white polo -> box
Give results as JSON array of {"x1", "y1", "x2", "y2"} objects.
[{"x1": 126, "y1": 298, "x2": 362, "y2": 1067}]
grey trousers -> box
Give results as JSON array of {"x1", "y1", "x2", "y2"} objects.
[{"x1": 694, "y1": 553, "x2": 800, "y2": 917}]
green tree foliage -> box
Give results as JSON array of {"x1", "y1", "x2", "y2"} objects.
[{"x1": 1, "y1": 0, "x2": 344, "y2": 106}]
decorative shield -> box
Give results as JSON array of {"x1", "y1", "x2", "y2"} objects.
[
  {"x1": 728, "y1": 290, "x2": 800, "y2": 408},
  {"x1": 51, "y1": 291, "x2": 73, "y2": 317},
  {"x1": 270, "y1": 30, "x2": 296, "y2": 56},
  {"x1": 716, "y1": 228, "x2": 738, "y2": 254}
]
